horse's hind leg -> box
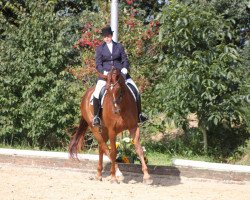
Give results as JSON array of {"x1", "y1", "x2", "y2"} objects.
[
  {"x1": 129, "y1": 127, "x2": 153, "y2": 184},
  {"x1": 89, "y1": 127, "x2": 111, "y2": 180}
]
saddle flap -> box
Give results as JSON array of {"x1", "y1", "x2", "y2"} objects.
[{"x1": 90, "y1": 86, "x2": 107, "y2": 107}]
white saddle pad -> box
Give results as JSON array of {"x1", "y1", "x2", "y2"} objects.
[{"x1": 90, "y1": 82, "x2": 136, "y2": 106}]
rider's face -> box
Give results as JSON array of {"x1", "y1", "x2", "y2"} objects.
[{"x1": 103, "y1": 34, "x2": 112, "y2": 44}]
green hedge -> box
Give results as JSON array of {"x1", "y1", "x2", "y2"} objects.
[{"x1": 0, "y1": 0, "x2": 82, "y2": 149}]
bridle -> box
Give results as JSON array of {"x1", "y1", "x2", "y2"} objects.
[
  {"x1": 107, "y1": 77, "x2": 120, "y2": 90},
  {"x1": 106, "y1": 72, "x2": 124, "y2": 113}
]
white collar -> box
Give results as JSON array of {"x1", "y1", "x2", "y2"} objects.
[{"x1": 106, "y1": 42, "x2": 113, "y2": 53}]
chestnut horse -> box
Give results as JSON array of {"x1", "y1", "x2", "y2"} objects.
[{"x1": 69, "y1": 68, "x2": 151, "y2": 183}]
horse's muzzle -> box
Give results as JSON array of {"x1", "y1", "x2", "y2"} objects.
[
  {"x1": 114, "y1": 107, "x2": 121, "y2": 114},
  {"x1": 113, "y1": 103, "x2": 121, "y2": 114}
]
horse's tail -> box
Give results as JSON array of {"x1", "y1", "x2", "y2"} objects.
[{"x1": 69, "y1": 117, "x2": 88, "y2": 159}]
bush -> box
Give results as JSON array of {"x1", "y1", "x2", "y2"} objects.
[
  {"x1": 0, "y1": 0, "x2": 82, "y2": 149},
  {"x1": 144, "y1": 0, "x2": 250, "y2": 155}
]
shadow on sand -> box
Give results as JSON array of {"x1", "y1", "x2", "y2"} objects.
[{"x1": 103, "y1": 163, "x2": 181, "y2": 186}]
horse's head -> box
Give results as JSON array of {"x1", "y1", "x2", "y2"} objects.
[{"x1": 106, "y1": 67, "x2": 125, "y2": 114}]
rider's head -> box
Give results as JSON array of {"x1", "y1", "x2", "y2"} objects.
[{"x1": 101, "y1": 26, "x2": 113, "y2": 44}]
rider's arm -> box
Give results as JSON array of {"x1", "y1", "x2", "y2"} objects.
[
  {"x1": 120, "y1": 44, "x2": 130, "y2": 72},
  {"x1": 95, "y1": 46, "x2": 104, "y2": 73}
]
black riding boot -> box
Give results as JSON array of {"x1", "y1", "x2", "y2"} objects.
[
  {"x1": 137, "y1": 94, "x2": 148, "y2": 123},
  {"x1": 92, "y1": 97, "x2": 101, "y2": 126}
]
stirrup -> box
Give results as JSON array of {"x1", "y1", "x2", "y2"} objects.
[
  {"x1": 139, "y1": 113, "x2": 148, "y2": 123},
  {"x1": 92, "y1": 116, "x2": 101, "y2": 126}
]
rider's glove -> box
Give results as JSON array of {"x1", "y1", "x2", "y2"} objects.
[
  {"x1": 103, "y1": 71, "x2": 108, "y2": 75},
  {"x1": 121, "y1": 68, "x2": 128, "y2": 75}
]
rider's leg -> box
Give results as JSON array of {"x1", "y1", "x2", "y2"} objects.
[
  {"x1": 92, "y1": 80, "x2": 106, "y2": 126},
  {"x1": 126, "y1": 78, "x2": 148, "y2": 123},
  {"x1": 92, "y1": 97, "x2": 101, "y2": 126}
]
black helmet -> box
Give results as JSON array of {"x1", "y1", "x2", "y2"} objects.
[{"x1": 101, "y1": 26, "x2": 113, "y2": 37}]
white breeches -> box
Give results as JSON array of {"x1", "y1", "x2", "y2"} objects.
[{"x1": 93, "y1": 78, "x2": 139, "y2": 99}]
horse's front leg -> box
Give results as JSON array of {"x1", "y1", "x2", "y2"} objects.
[
  {"x1": 109, "y1": 133, "x2": 118, "y2": 183},
  {"x1": 96, "y1": 146, "x2": 104, "y2": 181},
  {"x1": 90, "y1": 127, "x2": 110, "y2": 181},
  {"x1": 96, "y1": 129, "x2": 109, "y2": 181},
  {"x1": 129, "y1": 127, "x2": 153, "y2": 184},
  {"x1": 115, "y1": 163, "x2": 124, "y2": 181}
]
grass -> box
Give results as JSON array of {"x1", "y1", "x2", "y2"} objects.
[
  {"x1": 146, "y1": 151, "x2": 172, "y2": 166},
  {"x1": 235, "y1": 140, "x2": 250, "y2": 166},
  {"x1": 145, "y1": 151, "x2": 215, "y2": 166}
]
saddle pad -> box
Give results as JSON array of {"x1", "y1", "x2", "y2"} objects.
[
  {"x1": 90, "y1": 81, "x2": 137, "y2": 106},
  {"x1": 126, "y1": 82, "x2": 137, "y2": 101}
]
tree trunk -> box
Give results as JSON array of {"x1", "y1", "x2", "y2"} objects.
[{"x1": 201, "y1": 128, "x2": 208, "y2": 154}]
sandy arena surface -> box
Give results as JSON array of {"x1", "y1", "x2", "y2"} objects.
[{"x1": 0, "y1": 163, "x2": 250, "y2": 200}]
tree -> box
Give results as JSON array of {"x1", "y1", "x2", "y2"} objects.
[
  {"x1": 120, "y1": 0, "x2": 165, "y2": 23},
  {"x1": 148, "y1": 0, "x2": 249, "y2": 155},
  {"x1": 0, "y1": 0, "x2": 159, "y2": 149},
  {"x1": 70, "y1": 0, "x2": 159, "y2": 91},
  {"x1": 0, "y1": 0, "x2": 81, "y2": 148},
  {"x1": 241, "y1": 29, "x2": 250, "y2": 131}
]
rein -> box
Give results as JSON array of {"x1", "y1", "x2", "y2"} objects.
[
  {"x1": 107, "y1": 77, "x2": 120, "y2": 90},
  {"x1": 97, "y1": 71, "x2": 120, "y2": 89}
]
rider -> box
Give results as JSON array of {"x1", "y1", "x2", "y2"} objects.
[{"x1": 92, "y1": 26, "x2": 148, "y2": 126}]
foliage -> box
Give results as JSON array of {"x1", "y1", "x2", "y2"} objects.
[
  {"x1": 144, "y1": 128, "x2": 204, "y2": 156},
  {"x1": 209, "y1": 0, "x2": 250, "y2": 23},
  {"x1": 70, "y1": 0, "x2": 159, "y2": 92},
  {"x1": 115, "y1": 137, "x2": 147, "y2": 164},
  {"x1": 0, "y1": 0, "x2": 82, "y2": 149},
  {"x1": 144, "y1": 0, "x2": 250, "y2": 155},
  {"x1": 53, "y1": 0, "x2": 94, "y2": 16},
  {"x1": 207, "y1": 122, "x2": 249, "y2": 158},
  {"x1": 0, "y1": 0, "x2": 25, "y2": 26},
  {"x1": 179, "y1": 0, "x2": 250, "y2": 45},
  {"x1": 235, "y1": 140, "x2": 250, "y2": 165},
  {"x1": 0, "y1": 0, "x2": 249, "y2": 163},
  {"x1": 240, "y1": 30, "x2": 250, "y2": 131},
  {"x1": 120, "y1": 0, "x2": 166, "y2": 23}
]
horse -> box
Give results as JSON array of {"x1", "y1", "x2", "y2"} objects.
[{"x1": 69, "y1": 67, "x2": 152, "y2": 184}]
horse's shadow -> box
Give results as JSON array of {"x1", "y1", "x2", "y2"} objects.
[{"x1": 103, "y1": 163, "x2": 181, "y2": 186}]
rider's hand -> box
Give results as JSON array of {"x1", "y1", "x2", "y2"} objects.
[
  {"x1": 103, "y1": 71, "x2": 108, "y2": 75},
  {"x1": 121, "y1": 68, "x2": 128, "y2": 75}
]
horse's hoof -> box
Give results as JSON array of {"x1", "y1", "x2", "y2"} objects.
[
  {"x1": 95, "y1": 175, "x2": 102, "y2": 181},
  {"x1": 110, "y1": 179, "x2": 119, "y2": 184},
  {"x1": 115, "y1": 168, "x2": 124, "y2": 181},
  {"x1": 143, "y1": 178, "x2": 153, "y2": 185},
  {"x1": 117, "y1": 175, "x2": 125, "y2": 181}
]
